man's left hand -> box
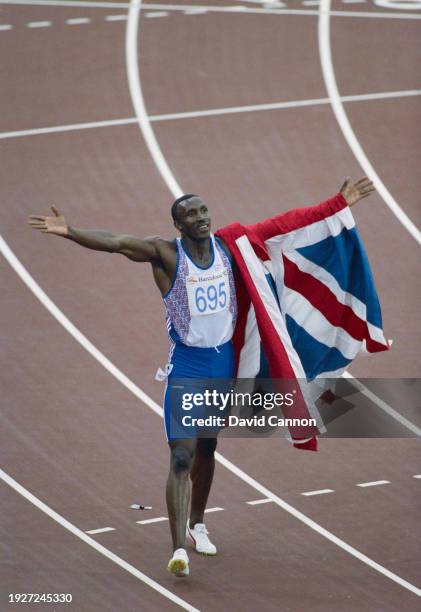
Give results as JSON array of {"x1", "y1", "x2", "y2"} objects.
[{"x1": 340, "y1": 177, "x2": 375, "y2": 207}]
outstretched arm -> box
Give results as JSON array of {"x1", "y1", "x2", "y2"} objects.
[
  {"x1": 228, "y1": 177, "x2": 377, "y2": 243},
  {"x1": 28, "y1": 206, "x2": 160, "y2": 262}
]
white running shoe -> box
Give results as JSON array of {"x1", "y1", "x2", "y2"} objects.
[
  {"x1": 187, "y1": 522, "x2": 217, "y2": 555},
  {"x1": 167, "y1": 548, "x2": 189, "y2": 577}
]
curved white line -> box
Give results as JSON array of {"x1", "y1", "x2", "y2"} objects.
[
  {"x1": 318, "y1": 0, "x2": 421, "y2": 244},
  {"x1": 0, "y1": 236, "x2": 163, "y2": 418},
  {"x1": 0, "y1": 469, "x2": 199, "y2": 612},
  {"x1": 126, "y1": 0, "x2": 182, "y2": 198},
  {"x1": 4, "y1": 0, "x2": 421, "y2": 19},
  {"x1": 342, "y1": 372, "x2": 421, "y2": 436}
]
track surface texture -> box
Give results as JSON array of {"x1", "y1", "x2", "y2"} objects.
[{"x1": 1, "y1": 1, "x2": 420, "y2": 611}]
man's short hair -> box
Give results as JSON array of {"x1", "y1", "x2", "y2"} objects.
[{"x1": 171, "y1": 194, "x2": 198, "y2": 221}]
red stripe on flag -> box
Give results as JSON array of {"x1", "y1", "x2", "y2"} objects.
[{"x1": 283, "y1": 256, "x2": 388, "y2": 353}]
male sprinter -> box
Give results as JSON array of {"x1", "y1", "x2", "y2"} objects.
[{"x1": 28, "y1": 179, "x2": 374, "y2": 577}]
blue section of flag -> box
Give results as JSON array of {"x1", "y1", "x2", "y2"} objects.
[
  {"x1": 297, "y1": 227, "x2": 382, "y2": 328},
  {"x1": 285, "y1": 315, "x2": 351, "y2": 380}
]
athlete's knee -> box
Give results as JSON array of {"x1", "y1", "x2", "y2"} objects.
[
  {"x1": 171, "y1": 445, "x2": 194, "y2": 474},
  {"x1": 196, "y1": 438, "x2": 217, "y2": 458}
]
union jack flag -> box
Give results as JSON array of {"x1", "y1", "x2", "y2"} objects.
[{"x1": 216, "y1": 193, "x2": 389, "y2": 450}]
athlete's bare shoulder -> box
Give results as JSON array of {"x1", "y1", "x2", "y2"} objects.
[
  {"x1": 151, "y1": 236, "x2": 177, "y2": 266},
  {"x1": 153, "y1": 236, "x2": 177, "y2": 253}
]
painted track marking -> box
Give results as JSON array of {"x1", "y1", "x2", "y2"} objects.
[
  {"x1": 184, "y1": 8, "x2": 209, "y2": 14},
  {"x1": 126, "y1": 0, "x2": 182, "y2": 196},
  {"x1": 27, "y1": 20, "x2": 52, "y2": 26},
  {"x1": 318, "y1": 0, "x2": 421, "y2": 244},
  {"x1": 86, "y1": 526, "x2": 116, "y2": 534},
  {"x1": 58, "y1": 477, "x2": 421, "y2": 534},
  {"x1": 136, "y1": 508, "x2": 224, "y2": 526},
  {"x1": 0, "y1": 469, "x2": 200, "y2": 611},
  {"x1": 341, "y1": 373, "x2": 421, "y2": 437},
  {"x1": 2, "y1": 0, "x2": 421, "y2": 19},
  {"x1": 301, "y1": 489, "x2": 335, "y2": 496},
  {"x1": 357, "y1": 480, "x2": 390, "y2": 487},
  {"x1": 1, "y1": 89, "x2": 420, "y2": 140},
  {"x1": 105, "y1": 13, "x2": 127, "y2": 20},
  {"x1": 65, "y1": 16, "x2": 91, "y2": 23}
]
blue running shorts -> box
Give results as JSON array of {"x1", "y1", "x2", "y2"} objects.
[{"x1": 164, "y1": 340, "x2": 235, "y2": 441}]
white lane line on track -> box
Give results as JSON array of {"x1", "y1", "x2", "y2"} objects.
[
  {"x1": 183, "y1": 8, "x2": 208, "y2": 14},
  {"x1": 145, "y1": 10, "x2": 168, "y2": 15},
  {"x1": 0, "y1": 470, "x2": 199, "y2": 611},
  {"x1": 27, "y1": 20, "x2": 52, "y2": 26},
  {"x1": 0, "y1": 236, "x2": 164, "y2": 418},
  {"x1": 1, "y1": 238, "x2": 421, "y2": 598},
  {"x1": 136, "y1": 507, "x2": 223, "y2": 524},
  {"x1": 357, "y1": 480, "x2": 391, "y2": 488},
  {"x1": 126, "y1": 0, "x2": 182, "y2": 196},
  {"x1": 214, "y1": 451, "x2": 421, "y2": 596},
  {"x1": 318, "y1": 0, "x2": 421, "y2": 244},
  {"x1": 149, "y1": 89, "x2": 421, "y2": 121},
  {"x1": 0, "y1": 24, "x2": 13, "y2": 29},
  {"x1": 413, "y1": 474, "x2": 421, "y2": 479},
  {"x1": 2, "y1": 0, "x2": 130, "y2": 5},
  {"x1": 301, "y1": 489, "x2": 335, "y2": 496},
  {"x1": 0, "y1": 118, "x2": 138, "y2": 139},
  {"x1": 65, "y1": 16, "x2": 91, "y2": 23},
  {"x1": 1, "y1": 0, "x2": 421, "y2": 20},
  {"x1": 86, "y1": 526, "x2": 116, "y2": 534},
  {"x1": 341, "y1": 373, "x2": 421, "y2": 437},
  {"x1": 124, "y1": 0, "x2": 421, "y2": 597},
  {"x1": 1, "y1": 89, "x2": 421, "y2": 139},
  {"x1": 137, "y1": 516, "x2": 169, "y2": 524},
  {"x1": 105, "y1": 13, "x2": 127, "y2": 19},
  {"x1": 246, "y1": 498, "x2": 274, "y2": 505}
]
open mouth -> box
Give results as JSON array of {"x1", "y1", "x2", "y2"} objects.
[{"x1": 198, "y1": 223, "x2": 210, "y2": 231}]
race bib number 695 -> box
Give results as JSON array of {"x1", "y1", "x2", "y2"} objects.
[{"x1": 187, "y1": 272, "x2": 229, "y2": 316}]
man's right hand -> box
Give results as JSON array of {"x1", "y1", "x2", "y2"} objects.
[{"x1": 28, "y1": 206, "x2": 68, "y2": 236}]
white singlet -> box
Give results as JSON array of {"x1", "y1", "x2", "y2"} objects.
[{"x1": 163, "y1": 235, "x2": 237, "y2": 348}]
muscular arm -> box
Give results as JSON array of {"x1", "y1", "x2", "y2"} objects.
[
  {"x1": 28, "y1": 206, "x2": 178, "y2": 294},
  {"x1": 28, "y1": 206, "x2": 162, "y2": 262},
  {"x1": 65, "y1": 227, "x2": 160, "y2": 262}
]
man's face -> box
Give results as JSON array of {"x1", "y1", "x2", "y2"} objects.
[{"x1": 175, "y1": 197, "x2": 211, "y2": 241}]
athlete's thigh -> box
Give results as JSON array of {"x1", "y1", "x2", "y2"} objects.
[{"x1": 195, "y1": 438, "x2": 217, "y2": 457}]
